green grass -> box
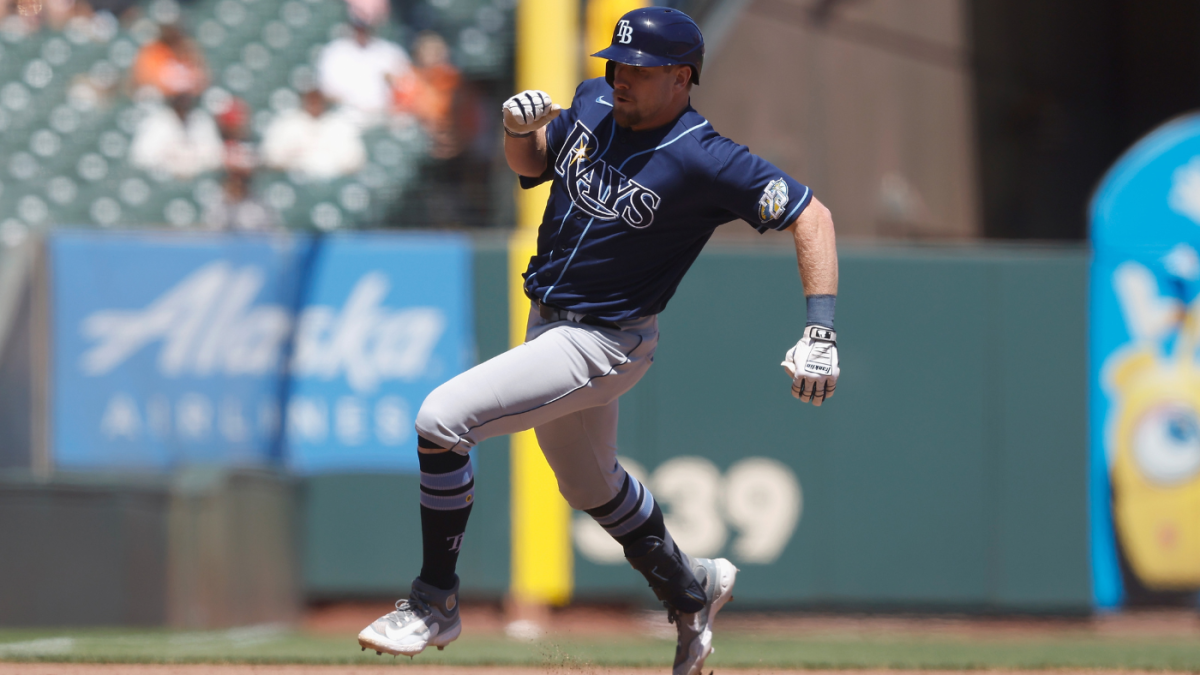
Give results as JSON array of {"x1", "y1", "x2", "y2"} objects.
[{"x1": 4, "y1": 627, "x2": 1200, "y2": 670}]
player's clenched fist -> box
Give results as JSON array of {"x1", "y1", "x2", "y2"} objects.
[
  {"x1": 781, "y1": 325, "x2": 839, "y2": 405},
  {"x1": 502, "y1": 90, "x2": 561, "y2": 137}
]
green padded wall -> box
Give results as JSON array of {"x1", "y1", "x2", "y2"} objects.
[
  {"x1": 573, "y1": 244, "x2": 1091, "y2": 612},
  {"x1": 301, "y1": 240, "x2": 1091, "y2": 611}
]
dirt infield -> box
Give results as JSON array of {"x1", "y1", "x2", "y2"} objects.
[{"x1": 0, "y1": 667, "x2": 1175, "y2": 675}]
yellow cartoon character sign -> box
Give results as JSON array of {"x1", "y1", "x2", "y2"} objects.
[
  {"x1": 1090, "y1": 115, "x2": 1200, "y2": 608},
  {"x1": 1108, "y1": 339, "x2": 1200, "y2": 587},
  {"x1": 1106, "y1": 255, "x2": 1200, "y2": 591}
]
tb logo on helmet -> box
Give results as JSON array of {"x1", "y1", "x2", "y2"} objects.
[
  {"x1": 594, "y1": 7, "x2": 705, "y2": 87},
  {"x1": 616, "y1": 19, "x2": 633, "y2": 44}
]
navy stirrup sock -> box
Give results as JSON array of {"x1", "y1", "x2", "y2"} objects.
[
  {"x1": 586, "y1": 473, "x2": 666, "y2": 547},
  {"x1": 417, "y1": 442, "x2": 474, "y2": 591},
  {"x1": 588, "y1": 473, "x2": 703, "y2": 613}
]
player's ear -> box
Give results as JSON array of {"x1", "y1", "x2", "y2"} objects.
[{"x1": 675, "y1": 65, "x2": 690, "y2": 90}]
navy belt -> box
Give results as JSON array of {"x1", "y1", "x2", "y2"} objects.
[{"x1": 537, "y1": 301, "x2": 621, "y2": 330}]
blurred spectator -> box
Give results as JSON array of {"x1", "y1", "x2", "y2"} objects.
[
  {"x1": 214, "y1": 95, "x2": 258, "y2": 174},
  {"x1": 392, "y1": 30, "x2": 496, "y2": 228},
  {"x1": 344, "y1": 0, "x2": 387, "y2": 27},
  {"x1": 132, "y1": 23, "x2": 209, "y2": 99},
  {"x1": 43, "y1": 0, "x2": 93, "y2": 31},
  {"x1": 0, "y1": 0, "x2": 40, "y2": 28},
  {"x1": 262, "y1": 89, "x2": 365, "y2": 180},
  {"x1": 317, "y1": 16, "x2": 411, "y2": 127},
  {"x1": 203, "y1": 171, "x2": 282, "y2": 232},
  {"x1": 4, "y1": 0, "x2": 95, "y2": 30},
  {"x1": 129, "y1": 94, "x2": 223, "y2": 179},
  {"x1": 393, "y1": 31, "x2": 460, "y2": 158}
]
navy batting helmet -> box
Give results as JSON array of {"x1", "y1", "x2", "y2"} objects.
[{"x1": 592, "y1": 6, "x2": 705, "y2": 87}]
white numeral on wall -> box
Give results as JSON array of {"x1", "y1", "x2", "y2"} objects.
[
  {"x1": 573, "y1": 455, "x2": 803, "y2": 565},
  {"x1": 723, "y1": 457, "x2": 802, "y2": 563}
]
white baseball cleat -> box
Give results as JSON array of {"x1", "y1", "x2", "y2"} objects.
[
  {"x1": 358, "y1": 576, "x2": 462, "y2": 656},
  {"x1": 671, "y1": 557, "x2": 737, "y2": 675}
]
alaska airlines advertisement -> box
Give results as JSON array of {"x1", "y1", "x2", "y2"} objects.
[{"x1": 49, "y1": 231, "x2": 472, "y2": 474}]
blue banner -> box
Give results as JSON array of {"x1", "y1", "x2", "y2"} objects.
[
  {"x1": 50, "y1": 230, "x2": 472, "y2": 474},
  {"x1": 1090, "y1": 114, "x2": 1200, "y2": 609},
  {"x1": 284, "y1": 233, "x2": 473, "y2": 474}
]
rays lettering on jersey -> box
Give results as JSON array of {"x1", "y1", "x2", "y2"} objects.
[{"x1": 555, "y1": 121, "x2": 662, "y2": 229}]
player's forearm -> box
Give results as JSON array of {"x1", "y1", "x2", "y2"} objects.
[
  {"x1": 504, "y1": 127, "x2": 550, "y2": 177},
  {"x1": 791, "y1": 196, "x2": 838, "y2": 297}
]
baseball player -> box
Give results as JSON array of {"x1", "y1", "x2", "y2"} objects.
[{"x1": 358, "y1": 7, "x2": 839, "y2": 675}]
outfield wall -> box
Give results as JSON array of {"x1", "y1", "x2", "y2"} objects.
[
  {"x1": 596, "y1": 244, "x2": 1090, "y2": 610},
  {"x1": 0, "y1": 233, "x2": 1091, "y2": 616},
  {"x1": 307, "y1": 241, "x2": 1092, "y2": 612}
]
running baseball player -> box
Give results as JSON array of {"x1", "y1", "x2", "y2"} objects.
[{"x1": 358, "y1": 7, "x2": 839, "y2": 675}]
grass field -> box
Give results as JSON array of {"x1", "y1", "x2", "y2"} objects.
[{"x1": 4, "y1": 624, "x2": 1200, "y2": 670}]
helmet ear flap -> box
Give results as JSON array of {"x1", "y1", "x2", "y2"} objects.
[{"x1": 605, "y1": 61, "x2": 616, "y2": 87}]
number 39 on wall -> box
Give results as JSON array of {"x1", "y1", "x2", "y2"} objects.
[{"x1": 573, "y1": 456, "x2": 802, "y2": 565}]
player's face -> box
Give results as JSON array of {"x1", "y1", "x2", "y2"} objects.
[{"x1": 611, "y1": 63, "x2": 690, "y2": 130}]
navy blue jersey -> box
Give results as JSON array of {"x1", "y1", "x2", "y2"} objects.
[{"x1": 520, "y1": 78, "x2": 813, "y2": 322}]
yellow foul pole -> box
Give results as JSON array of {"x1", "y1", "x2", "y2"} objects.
[{"x1": 510, "y1": 0, "x2": 579, "y2": 606}]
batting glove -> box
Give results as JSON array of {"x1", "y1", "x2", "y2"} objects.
[
  {"x1": 781, "y1": 325, "x2": 839, "y2": 406},
  {"x1": 502, "y1": 90, "x2": 561, "y2": 137}
]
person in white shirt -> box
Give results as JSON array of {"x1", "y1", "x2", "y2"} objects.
[
  {"x1": 261, "y1": 89, "x2": 367, "y2": 180},
  {"x1": 317, "y1": 16, "x2": 411, "y2": 128},
  {"x1": 129, "y1": 94, "x2": 223, "y2": 180}
]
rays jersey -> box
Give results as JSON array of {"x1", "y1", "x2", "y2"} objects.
[{"x1": 520, "y1": 77, "x2": 813, "y2": 322}]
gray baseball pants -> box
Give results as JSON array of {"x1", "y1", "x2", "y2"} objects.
[{"x1": 414, "y1": 303, "x2": 658, "y2": 510}]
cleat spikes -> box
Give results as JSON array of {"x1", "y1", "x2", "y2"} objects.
[
  {"x1": 356, "y1": 577, "x2": 462, "y2": 657},
  {"x1": 376, "y1": 651, "x2": 382, "y2": 655},
  {"x1": 437, "y1": 645, "x2": 445, "y2": 651}
]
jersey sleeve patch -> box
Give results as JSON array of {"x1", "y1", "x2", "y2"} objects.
[
  {"x1": 710, "y1": 143, "x2": 813, "y2": 233},
  {"x1": 758, "y1": 178, "x2": 789, "y2": 223}
]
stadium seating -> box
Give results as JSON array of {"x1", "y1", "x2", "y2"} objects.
[{"x1": 0, "y1": 0, "x2": 513, "y2": 233}]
